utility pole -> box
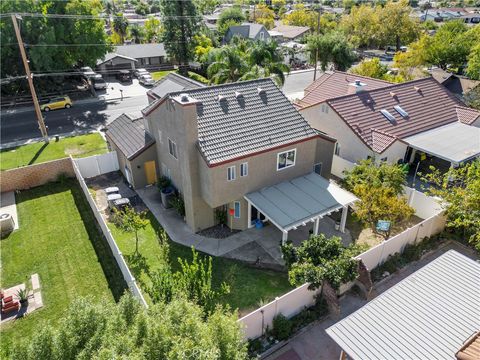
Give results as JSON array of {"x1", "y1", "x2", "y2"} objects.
[
  {"x1": 11, "y1": 14, "x2": 49, "y2": 143},
  {"x1": 313, "y1": 3, "x2": 322, "y2": 81}
]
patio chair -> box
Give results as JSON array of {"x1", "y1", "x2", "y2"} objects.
[{"x1": 1, "y1": 301, "x2": 19, "y2": 315}]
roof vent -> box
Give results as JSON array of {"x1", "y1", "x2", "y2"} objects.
[
  {"x1": 414, "y1": 86, "x2": 421, "y2": 92},
  {"x1": 217, "y1": 94, "x2": 226, "y2": 102},
  {"x1": 348, "y1": 80, "x2": 367, "y2": 94},
  {"x1": 180, "y1": 93, "x2": 189, "y2": 102},
  {"x1": 394, "y1": 105, "x2": 408, "y2": 118},
  {"x1": 235, "y1": 91, "x2": 243, "y2": 98},
  {"x1": 257, "y1": 87, "x2": 265, "y2": 95},
  {"x1": 380, "y1": 109, "x2": 396, "y2": 123},
  {"x1": 390, "y1": 91, "x2": 396, "y2": 97}
]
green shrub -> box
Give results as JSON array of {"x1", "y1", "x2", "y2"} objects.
[
  {"x1": 157, "y1": 176, "x2": 171, "y2": 191},
  {"x1": 272, "y1": 313, "x2": 292, "y2": 341},
  {"x1": 215, "y1": 208, "x2": 227, "y2": 225},
  {"x1": 248, "y1": 338, "x2": 263, "y2": 354},
  {"x1": 188, "y1": 71, "x2": 209, "y2": 84},
  {"x1": 170, "y1": 195, "x2": 185, "y2": 217}
]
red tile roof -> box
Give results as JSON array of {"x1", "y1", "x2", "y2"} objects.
[
  {"x1": 327, "y1": 77, "x2": 476, "y2": 153},
  {"x1": 298, "y1": 71, "x2": 391, "y2": 108},
  {"x1": 456, "y1": 105, "x2": 480, "y2": 125}
]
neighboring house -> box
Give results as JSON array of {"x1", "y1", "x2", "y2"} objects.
[
  {"x1": 270, "y1": 24, "x2": 310, "y2": 43},
  {"x1": 430, "y1": 68, "x2": 480, "y2": 99},
  {"x1": 327, "y1": 250, "x2": 480, "y2": 360},
  {"x1": 106, "y1": 113, "x2": 158, "y2": 189},
  {"x1": 142, "y1": 78, "x2": 341, "y2": 235},
  {"x1": 97, "y1": 43, "x2": 171, "y2": 73},
  {"x1": 146, "y1": 73, "x2": 205, "y2": 104},
  {"x1": 299, "y1": 75, "x2": 480, "y2": 168},
  {"x1": 203, "y1": 13, "x2": 221, "y2": 31},
  {"x1": 223, "y1": 23, "x2": 271, "y2": 43}
]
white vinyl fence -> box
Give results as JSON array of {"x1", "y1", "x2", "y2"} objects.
[
  {"x1": 331, "y1": 154, "x2": 356, "y2": 179},
  {"x1": 71, "y1": 157, "x2": 147, "y2": 307},
  {"x1": 74, "y1": 151, "x2": 119, "y2": 179}
]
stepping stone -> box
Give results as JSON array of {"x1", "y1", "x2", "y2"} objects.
[
  {"x1": 34, "y1": 291, "x2": 43, "y2": 308},
  {"x1": 31, "y1": 273, "x2": 40, "y2": 292}
]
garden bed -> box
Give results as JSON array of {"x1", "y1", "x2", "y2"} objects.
[{"x1": 197, "y1": 224, "x2": 241, "y2": 239}]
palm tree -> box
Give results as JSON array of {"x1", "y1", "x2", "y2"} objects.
[
  {"x1": 113, "y1": 13, "x2": 129, "y2": 44},
  {"x1": 129, "y1": 25, "x2": 144, "y2": 44},
  {"x1": 207, "y1": 46, "x2": 248, "y2": 84}
]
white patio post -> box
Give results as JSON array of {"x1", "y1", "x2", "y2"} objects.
[
  {"x1": 340, "y1": 205, "x2": 348, "y2": 233},
  {"x1": 313, "y1": 218, "x2": 320, "y2": 235},
  {"x1": 247, "y1": 201, "x2": 253, "y2": 228},
  {"x1": 282, "y1": 230, "x2": 288, "y2": 245}
]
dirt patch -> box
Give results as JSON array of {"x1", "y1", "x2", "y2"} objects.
[
  {"x1": 64, "y1": 147, "x2": 83, "y2": 156},
  {"x1": 197, "y1": 224, "x2": 240, "y2": 239}
]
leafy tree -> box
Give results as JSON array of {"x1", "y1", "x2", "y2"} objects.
[
  {"x1": 306, "y1": 32, "x2": 356, "y2": 72},
  {"x1": 11, "y1": 295, "x2": 248, "y2": 359},
  {"x1": 351, "y1": 58, "x2": 388, "y2": 79},
  {"x1": 113, "y1": 12, "x2": 129, "y2": 44},
  {"x1": 144, "y1": 16, "x2": 162, "y2": 42},
  {"x1": 218, "y1": 6, "x2": 245, "y2": 36},
  {"x1": 114, "y1": 207, "x2": 148, "y2": 254},
  {"x1": 194, "y1": 0, "x2": 220, "y2": 15},
  {"x1": 344, "y1": 159, "x2": 415, "y2": 239},
  {"x1": 282, "y1": 4, "x2": 317, "y2": 30},
  {"x1": 466, "y1": 43, "x2": 480, "y2": 80},
  {"x1": 377, "y1": 0, "x2": 420, "y2": 51},
  {"x1": 207, "y1": 45, "x2": 249, "y2": 83},
  {"x1": 160, "y1": 0, "x2": 200, "y2": 75},
  {"x1": 0, "y1": 0, "x2": 110, "y2": 78},
  {"x1": 250, "y1": 4, "x2": 275, "y2": 30},
  {"x1": 464, "y1": 84, "x2": 480, "y2": 110},
  {"x1": 281, "y1": 234, "x2": 366, "y2": 290},
  {"x1": 129, "y1": 25, "x2": 145, "y2": 44},
  {"x1": 340, "y1": 4, "x2": 381, "y2": 49},
  {"x1": 194, "y1": 34, "x2": 214, "y2": 62},
  {"x1": 422, "y1": 160, "x2": 480, "y2": 251},
  {"x1": 135, "y1": 1, "x2": 150, "y2": 15}
]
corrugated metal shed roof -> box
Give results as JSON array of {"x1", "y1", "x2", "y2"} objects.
[
  {"x1": 172, "y1": 78, "x2": 320, "y2": 165},
  {"x1": 245, "y1": 173, "x2": 357, "y2": 230},
  {"x1": 106, "y1": 114, "x2": 155, "y2": 160},
  {"x1": 326, "y1": 250, "x2": 480, "y2": 360},
  {"x1": 405, "y1": 122, "x2": 480, "y2": 164}
]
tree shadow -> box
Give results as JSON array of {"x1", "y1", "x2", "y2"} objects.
[
  {"x1": 124, "y1": 252, "x2": 151, "y2": 282},
  {"x1": 28, "y1": 142, "x2": 49, "y2": 165}
]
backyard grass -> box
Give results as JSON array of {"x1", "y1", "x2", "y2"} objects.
[
  {"x1": 0, "y1": 180, "x2": 126, "y2": 353},
  {"x1": 0, "y1": 133, "x2": 107, "y2": 171},
  {"x1": 151, "y1": 70, "x2": 175, "y2": 80},
  {"x1": 109, "y1": 212, "x2": 293, "y2": 315}
]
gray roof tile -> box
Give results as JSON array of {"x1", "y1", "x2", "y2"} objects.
[
  {"x1": 148, "y1": 73, "x2": 205, "y2": 100},
  {"x1": 106, "y1": 114, "x2": 155, "y2": 160}
]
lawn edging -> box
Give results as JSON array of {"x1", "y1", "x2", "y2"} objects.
[{"x1": 71, "y1": 156, "x2": 148, "y2": 307}]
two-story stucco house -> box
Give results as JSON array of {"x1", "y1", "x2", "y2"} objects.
[{"x1": 142, "y1": 78, "x2": 348, "y2": 237}]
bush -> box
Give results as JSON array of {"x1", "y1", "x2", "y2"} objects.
[
  {"x1": 170, "y1": 195, "x2": 185, "y2": 217},
  {"x1": 157, "y1": 176, "x2": 171, "y2": 191},
  {"x1": 187, "y1": 71, "x2": 209, "y2": 84},
  {"x1": 272, "y1": 313, "x2": 292, "y2": 341},
  {"x1": 215, "y1": 208, "x2": 227, "y2": 226}
]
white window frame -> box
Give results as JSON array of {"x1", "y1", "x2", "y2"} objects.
[
  {"x1": 259, "y1": 31, "x2": 265, "y2": 41},
  {"x1": 168, "y1": 138, "x2": 177, "y2": 159},
  {"x1": 240, "y1": 162, "x2": 248, "y2": 177},
  {"x1": 277, "y1": 149, "x2": 296, "y2": 171},
  {"x1": 227, "y1": 166, "x2": 236, "y2": 181},
  {"x1": 234, "y1": 201, "x2": 241, "y2": 218}
]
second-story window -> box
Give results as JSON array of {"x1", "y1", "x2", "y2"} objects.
[
  {"x1": 227, "y1": 166, "x2": 236, "y2": 181},
  {"x1": 240, "y1": 162, "x2": 248, "y2": 177},
  {"x1": 277, "y1": 149, "x2": 296, "y2": 171},
  {"x1": 168, "y1": 138, "x2": 177, "y2": 159}
]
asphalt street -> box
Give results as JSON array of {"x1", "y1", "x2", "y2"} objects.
[{"x1": 1, "y1": 95, "x2": 148, "y2": 144}]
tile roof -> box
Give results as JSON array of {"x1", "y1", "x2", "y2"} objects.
[
  {"x1": 456, "y1": 331, "x2": 480, "y2": 360},
  {"x1": 171, "y1": 78, "x2": 321, "y2": 165},
  {"x1": 147, "y1": 73, "x2": 205, "y2": 100},
  {"x1": 456, "y1": 105, "x2": 480, "y2": 125},
  {"x1": 327, "y1": 250, "x2": 480, "y2": 360},
  {"x1": 327, "y1": 77, "x2": 472, "y2": 153},
  {"x1": 298, "y1": 71, "x2": 391, "y2": 108},
  {"x1": 106, "y1": 114, "x2": 155, "y2": 160},
  {"x1": 271, "y1": 24, "x2": 310, "y2": 39}
]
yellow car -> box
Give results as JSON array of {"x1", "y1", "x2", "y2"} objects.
[{"x1": 41, "y1": 96, "x2": 72, "y2": 112}]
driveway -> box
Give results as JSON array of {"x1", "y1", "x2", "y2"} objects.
[
  {"x1": 96, "y1": 79, "x2": 150, "y2": 101},
  {"x1": 266, "y1": 240, "x2": 479, "y2": 360}
]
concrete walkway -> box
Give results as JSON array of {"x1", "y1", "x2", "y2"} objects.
[{"x1": 0, "y1": 192, "x2": 19, "y2": 231}]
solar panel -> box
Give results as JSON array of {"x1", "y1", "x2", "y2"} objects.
[
  {"x1": 394, "y1": 105, "x2": 409, "y2": 118},
  {"x1": 380, "y1": 109, "x2": 396, "y2": 123}
]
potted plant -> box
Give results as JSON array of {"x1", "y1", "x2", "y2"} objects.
[
  {"x1": 215, "y1": 208, "x2": 227, "y2": 228},
  {"x1": 16, "y1": 288, "x2": 29, "y2": 307},
  {"x1": 157, "y1": 176, "x2": 174, "y2": 208}
]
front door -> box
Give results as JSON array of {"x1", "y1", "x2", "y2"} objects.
[{"x1": 144, "y1": 161, "x2": 157, "y2": 185}]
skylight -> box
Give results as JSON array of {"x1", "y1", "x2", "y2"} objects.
[
  {"x1": 380, "y1": 109, "x2": 396, "y2": 123},
  {"x1": 394, "y1": 105, "x2": 409, "y2": 118}
]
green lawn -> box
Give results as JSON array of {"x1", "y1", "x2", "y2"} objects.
[
  {"x1": 151, "y1": 70, "x2": 175, "y2": 81},
  {"x1": 0, "y1": 133, "x2": 108, "y2": 171},
  {"x1": 109, "y1": 212, "x2": 293, "y2": 315},
  {"x1": 0, "y1": 180, "x2": 126, "y2": 353}
]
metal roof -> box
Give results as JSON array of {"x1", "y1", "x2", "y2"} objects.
[
  {"x1": 106, "y1": 114, "x2": 155, "y2": 160},
  {"x1": 244, "y1": 173, "x2": 357, "y2": 231},
  {"x1": 326, "y1": 250, "x2": 480, "y2": 360},
  {"x1": 173, "y1": 78, "x2": 320, "y2": 165},
  {"x1": 115, "y1": 43, "x2": 167, "y2": 59},
  {"x1": 405, "y1": 122, "x2": 480, "y2": 165}
]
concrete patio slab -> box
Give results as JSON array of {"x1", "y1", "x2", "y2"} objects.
[{"x1": 0, "y1": 191, "x2": 19, "y2": 230}]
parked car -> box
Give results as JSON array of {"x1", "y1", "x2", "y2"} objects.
[
  {"x1": 40, "y1": 96, "x2": 72, "y2": 112},
  {"x1": 92, "y1": 77, "x2": 107, "y2": 90},
  {"x1": 116, "y1": 70, "x2": 132, "y2": 83},
  {"x1": 139, "y1": 74, "x2": 155, "y2": 86},
  {"x1": 134, "y1": 68, "x2": 149, "y2": 78}
]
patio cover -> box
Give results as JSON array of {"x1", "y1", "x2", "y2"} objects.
[
  {"x1": 244, "y1": 173, "x2": 357, "y2": 232},
  {"x1": 405, "y1": 122, "x2": 480, "y2": 165}
]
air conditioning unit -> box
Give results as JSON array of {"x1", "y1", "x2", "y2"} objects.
[{"x1": 0, "y1": 213, "x2": 15, "y2": 235}]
